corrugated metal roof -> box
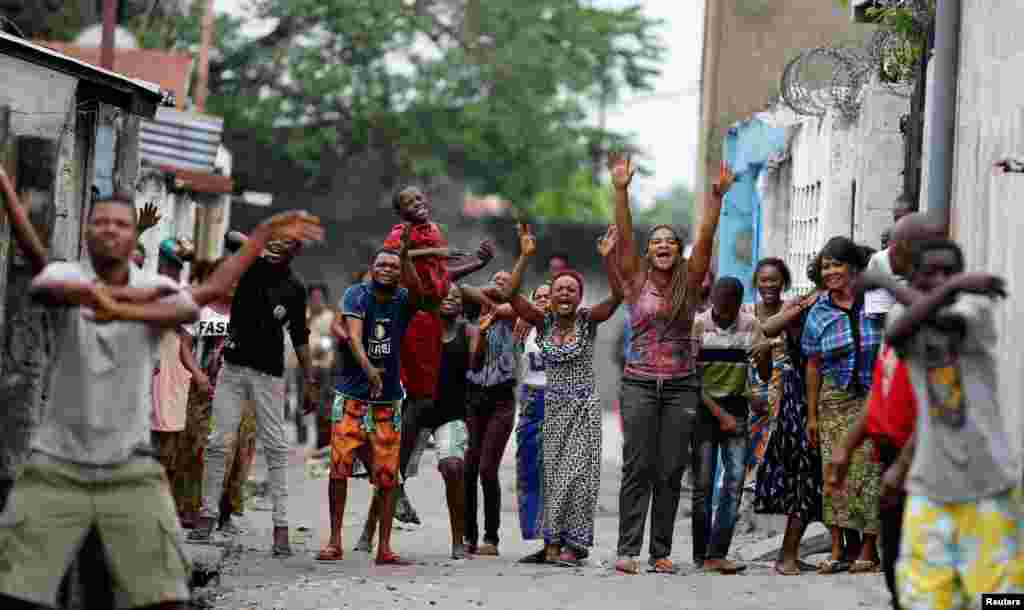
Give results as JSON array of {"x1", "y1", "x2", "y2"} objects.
[
  {"x1": 0, "y1": 31, "x2": 163, "y2": 117},
  {"x1": 140, "y1": 107, "x2": 223, "y2": 173}
]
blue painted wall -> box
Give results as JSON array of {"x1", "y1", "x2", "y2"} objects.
[{"x1": 718, "y1": 119, "x2": 787, "y2": 304}]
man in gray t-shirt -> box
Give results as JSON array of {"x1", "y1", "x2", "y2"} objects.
[
  {"x1": 0, "y1": 194, "x2": 199, "y2": 610},
  {"x1": 883, "y1": 238, "x2": 1021, "y2": 607}
]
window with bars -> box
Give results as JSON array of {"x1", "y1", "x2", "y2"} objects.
[{"x1": 785, "y1": 180, "x2": 822, "y2": 296}]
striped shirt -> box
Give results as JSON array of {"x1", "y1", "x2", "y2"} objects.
[{"x1": 694, "y1": 309, "x2": 764, "y2": 400}]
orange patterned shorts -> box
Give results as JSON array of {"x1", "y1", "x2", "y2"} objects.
[{"x1": 330, "y1": 398, "x2": 400, "y2": 489}]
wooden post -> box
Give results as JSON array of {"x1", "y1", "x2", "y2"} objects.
[
  {"x1": 195, "y1": 0, "x2": 215, "y2": 112},
  {"x1": 100, "y1": 0, "x2": 117, "y2": 70}
]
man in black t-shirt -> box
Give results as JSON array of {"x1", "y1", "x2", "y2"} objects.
[{"x1": 190, "y1": 238, "x2": 317, "y2": 556}]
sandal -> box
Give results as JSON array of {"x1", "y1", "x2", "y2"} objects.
[
  {"x1": 816, "y1": 559, "x2": 850, "y2": 574},
  {"x1": 647, "y1": 558, "x2": 679, "y2": 574},
  {"x1": 557, "y1": 549, "x2": 583, "y2": 567},
  {"x1": 849, "y1": 560, "x2": 881, "y2": 573},
  {"x1": 615, "y1": 557, "x2": 640, "y2": 575},
  {"x1": 375, "y1": 551, "x2": 414, "y2": 566},
  {"x1": 316, "y1": 544, "x2": 344, "y2": 561},
  {"x1": 519, "y1": 548, "x2": 548, "y2": 564},
  {"x1": 774, "y1": 563, "x2": 801, "y2": 576}
]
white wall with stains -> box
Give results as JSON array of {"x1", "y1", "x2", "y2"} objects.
[{"x1": 925, "y1": 0, "x2": 1024, "y2": 475}]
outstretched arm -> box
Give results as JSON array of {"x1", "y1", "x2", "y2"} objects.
[
  {"x1": 191, "y1": 211, "x2": 324, "y2": 307},
  {"x1": 0, "y1": 165, "x2": 48, "y2": 272},
  {"x1": 886, "y1": 273, "x2": 1006, "y2": 348},
  {"x1": 687, "y1": 162, "x2": 736, "y2": 294},
  {"x1": 608, "y1": 153, "x2": 642, "y2": 288},
  {"x1": 460, "y1": 284, "x2": 517, "y2": 320},
  {"x1": 449, "y1": 239, "x2": 495, "y2": 282},
  {"x1": 590, "y1": 225, "x2": 624, "y2": 324}
]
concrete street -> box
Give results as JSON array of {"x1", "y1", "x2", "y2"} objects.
[{"x1": 191, "y1": 414, "x2": 891, "y2": 610}]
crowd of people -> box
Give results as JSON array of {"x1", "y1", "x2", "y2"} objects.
[{"x1": 0, "y1": 146, "x2": 1020, "y2": 610}]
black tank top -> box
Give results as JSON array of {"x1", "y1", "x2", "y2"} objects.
[{"x1": 423, "y1": 320, "x2": 470, "y2": 429}]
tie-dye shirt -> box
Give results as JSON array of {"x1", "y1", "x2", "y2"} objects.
[{"x1": 623, "y1": 279, "x2": 699, "y2": 380}]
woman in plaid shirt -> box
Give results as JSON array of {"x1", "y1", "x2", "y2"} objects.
[{"x1": 801, "y1": 236, "x2": 884, "y2": 575}]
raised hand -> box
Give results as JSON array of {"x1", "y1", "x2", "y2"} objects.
[
  {"x1": 607, "y1": 152, "x2": 636, "y2": 191},
  {"x1": 597, "y1": 225, "x2": 619, "y2": 258},
  {"x1": 711, "y1": 161, "x2": 737, "y2": 199},
  {"x1": 253, "y1": 211, "x2": 325, "y2": 245},
  {"x1": 476, "y1": 239, "x2": 496, "y2": 263},
  {"x1": 137, "y1": 202, "x2": 161, "y2": 234},
  {"x1": 518, "y1": 223, "x2": 537, "y2": 258}
]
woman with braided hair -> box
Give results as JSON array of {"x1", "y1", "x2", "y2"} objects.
[{"x1": 607, "y1": 153, "x2": 736, "y2": 574}]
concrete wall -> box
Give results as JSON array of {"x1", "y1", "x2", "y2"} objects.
[
  {"x1": 928, "y1": 0, "x2": 1024, "y2": 473},
  {"x1": 751, "y1": 85, "x2": 907, "y2": 296},
  {"x1": 851, "y1": 85, "x2": 909, "y2": 247}
]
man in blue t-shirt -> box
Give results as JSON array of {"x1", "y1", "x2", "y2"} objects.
[{"x1": 317, "y1": 225, "x2": 430, "y2": 566}]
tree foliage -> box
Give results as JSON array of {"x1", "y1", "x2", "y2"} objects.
[
  {"x1": 636, "y1": 183, "x2": 696, "y2": 228},
  {"x1": 138, "y1": 0, "x2": 665, "y2": 217}
]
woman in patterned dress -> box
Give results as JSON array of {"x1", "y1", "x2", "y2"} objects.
[
  {"x1": 801, "y1": 237, "x2": 883, "y2": 574},
  {"x1": 486, "y1": 223, "x2": 623, "y2": 565},
  {"x1": 754, "y1": 259, "x2": 825, "y2": 575},
  {"x1": 741, "y1": 259, "x2": 793, "y2": 486}
]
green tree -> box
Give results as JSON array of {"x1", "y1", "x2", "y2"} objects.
[
  {"x1": 134, "y1": 0, "x2": 665, "y2": 218},
  {"x1": 636, "y1": 183, "x2": 696, "y2": 228},
  {"x1": 530, "y1": 168, "x2": 614, "y2": 223}
]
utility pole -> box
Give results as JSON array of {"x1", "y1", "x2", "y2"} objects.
[
  {"x1": 100, "y1": 0, "x2": 117, "y2": 70},
  {"x1": 195, "y1": 0, "x2": 215, "y2": 112}
]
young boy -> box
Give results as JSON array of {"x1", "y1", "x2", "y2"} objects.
[
  {"x1": 883, "y1": 239, "x2": 1022, "y2": 609},
  {"x1": 366, "y1": 186, "x2": 493, "y2": 529},
  {"x1": 318, "y1": 225, "x2": 434, "y2": 565},
  {"x1": 691, "y1": 277, "x2": 771, "y2": 574}
]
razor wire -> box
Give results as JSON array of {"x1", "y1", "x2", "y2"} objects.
[{"x1": 780, "y1": 0, "x2": 933, "y2": 119}]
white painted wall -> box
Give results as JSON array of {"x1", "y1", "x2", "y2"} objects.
[
  {"x1": 754, "y1": 84, "x2": 908, "y2": 296},
  {"x1": 924, "y1": 0, "x2": 1024, "y2": 475}
]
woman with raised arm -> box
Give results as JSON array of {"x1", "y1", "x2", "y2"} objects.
[
  {"x1": 607, "y1": 153, "x2": 735, "y2": 574},
  {"x1": 486, "y1": 223, "x2": 623, "y2": 566}
]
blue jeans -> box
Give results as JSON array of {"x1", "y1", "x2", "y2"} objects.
[{"x1": 692, "y1": 398, "x2": 749, "y2": 562}]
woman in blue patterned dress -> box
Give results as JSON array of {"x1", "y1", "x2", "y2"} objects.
[
  {"x1": 516, "y1": 282, "x2": 552, "y2": 563},
  {"x1": 487, "y1": 223, "x2": 623, "y2": 565}
]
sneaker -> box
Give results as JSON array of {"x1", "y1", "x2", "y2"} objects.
[{"x1": 476, "y1": 543, "x2": 499, "y2": 556}]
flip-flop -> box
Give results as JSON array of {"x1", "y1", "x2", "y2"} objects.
[
  {"x1": 647, "y1": 558, "x2": 679, "y2": 574},
  {"x1": 518, "y1": 549, "x2": 548, "y2": 564},
  {"x1": 615, "y1": 558, "x2": 640, "y2": 575},
  {"x1": 816, "y1": 559, "x2": 850, "y2": 574},
  {"x1": 849, "y1": 560, "x2": 881, "y2": 574},
  {"x1": 375, "y1": 552, "x2": 414, "y2": 566},
  {"x1": 774, "y1": 564, "x2": 801, "y2": 576},
  {"x1": 316, "y1": 545, "x2": 344, "y2": 561}
]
